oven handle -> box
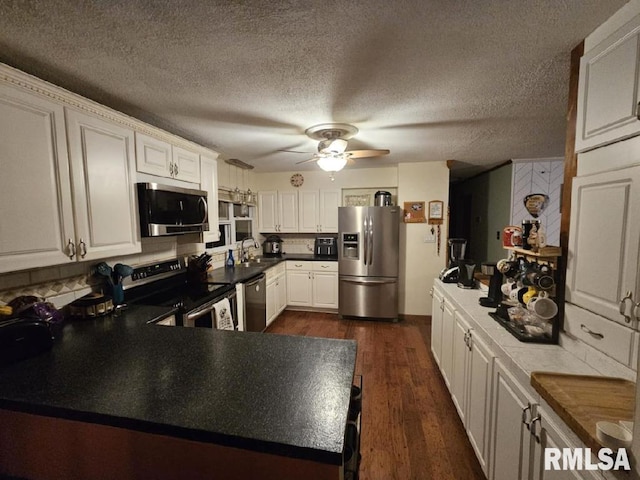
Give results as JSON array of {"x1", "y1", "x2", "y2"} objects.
[{"x1": 185, "y1": 289, "x2": 237, "y2": 322}]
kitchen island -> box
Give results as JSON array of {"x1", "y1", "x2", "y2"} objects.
[{"x1": 0, "y1": 306, "x2": 357, "y2": 480}]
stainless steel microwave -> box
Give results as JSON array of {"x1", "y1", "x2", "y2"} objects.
[{"x1": 137, "y1": 183, "x2": 208, "y2": 237}]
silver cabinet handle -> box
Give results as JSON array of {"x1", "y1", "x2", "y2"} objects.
[
  {"x1": 580, "y1": 324, "x2": 604, "y2": 339},
  {"x1": 321, "y1": 265, "x2": 329, "y2": 269},
  {"x1": 530, "y1": 416, "x2": 541, "y2": 443},
  {"x1": 620, "y1": 291, "x2": 633, "y2": 323},
  {"x1": 67, "y1": 238, "x2": 76, "y2": 260},
  {"x1": 174, "y1": 162, "x2": 179, "y2": 176},
  {"x1": 78, "y1": 239, "x2": 87, "y2": 258},
  {"x1": 522, "y1": 404, "x2": 532, "y2": 429},
  {"x1": 169, "y1": 162, "x2": 175, "y2": 177},
  {"x1": 429, "y1": 288, "x2": 434, "y2": 297},
  {"x1": 634, "y1": 303, "x2": 640, "y2": 323}
]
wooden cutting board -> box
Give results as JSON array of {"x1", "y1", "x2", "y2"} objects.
[{"x1": 530, "y1": 372, "x2": 635, "y2": 451}]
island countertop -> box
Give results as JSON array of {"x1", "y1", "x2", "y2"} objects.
[{"x1": 0, "y1": 309, "x2": 357, "y2": 466}]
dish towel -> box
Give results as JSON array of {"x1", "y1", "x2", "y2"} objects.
[{"x1": 213, "y1": 298, "x2": 235, "y2": 330}]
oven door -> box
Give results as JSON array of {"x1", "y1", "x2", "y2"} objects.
[{"x1": 184, "y1": 290, "x2": 238, "y2": 329}]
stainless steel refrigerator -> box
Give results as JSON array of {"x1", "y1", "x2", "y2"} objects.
[{"x1": 338, "y1": 206, "x2": 400, "y2": 320}]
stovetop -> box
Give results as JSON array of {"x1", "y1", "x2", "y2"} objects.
[{"x1": 124, "y1": 259, "x2": 234, "y2": 312}]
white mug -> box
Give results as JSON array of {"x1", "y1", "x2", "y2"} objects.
[
  {"x1": 501, "y1": 279, "x2": 516, "y2": 296},
  {"x1": 527, "y1": 291, "x2": 558, "y2": 320}
]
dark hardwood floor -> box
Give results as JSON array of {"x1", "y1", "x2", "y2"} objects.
[{"x1": 266, "y1": 311, "x2": 485, "y2": 480}]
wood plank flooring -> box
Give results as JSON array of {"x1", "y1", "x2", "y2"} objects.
[{"x1": 266, "y1": 311, "x2": 485, "y2": 480}]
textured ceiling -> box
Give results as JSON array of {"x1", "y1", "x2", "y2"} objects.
[{"x1": 0, "y1": 1, "x2": 627, "y2": 179}]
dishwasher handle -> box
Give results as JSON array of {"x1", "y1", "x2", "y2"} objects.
[{"x1": 245, "y1": 274, "x2": 266, "y2": 288}]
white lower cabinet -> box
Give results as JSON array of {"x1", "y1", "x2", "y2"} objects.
[
  {"x1": 430, "y1": 286, "x2": 444, "y2": 367},
  {"x1": 439, "y1": 299, "x2": 456, "y2": 389},
  {"x1": 266, "y1": 263, "x2": 287, "y2": 326},
  {"x1": 489, "y1": 359, "x2": 535, "y2": 480},
  {"x1": 286, "y1": 261, "x2": 338, "y2": 309}
]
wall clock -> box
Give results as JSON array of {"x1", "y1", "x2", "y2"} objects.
[{"x1": 290, "y1": 173, "x2": 304, "y2": 187}]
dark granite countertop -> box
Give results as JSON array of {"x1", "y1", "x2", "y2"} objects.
[
  {"x1": 206, "y1": 254, "x2": 338, "y2": 285},
  {"x1": 0, "y1": 309, "x2": 357, "y2": 465}
]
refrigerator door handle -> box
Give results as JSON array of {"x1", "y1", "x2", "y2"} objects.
[
  {"x1": 341, "y1": 277, "x2": 397, "y2": 285},
  {"x1": 363, "y1": 216, "x2": 369, "y2": 265},
  {"x1": 368, "y1": 215, "x2": 374, "y2": 266}
]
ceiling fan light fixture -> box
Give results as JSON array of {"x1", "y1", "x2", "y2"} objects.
[
  {"x1": 318, "y1": 137, "x2": 348, "y2": 154},
  {"x1": 317, "y1": 154, "x2": 348, "y2": 172}
]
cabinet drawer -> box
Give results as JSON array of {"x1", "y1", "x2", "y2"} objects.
[
  {"x1": 286, "y1": 260, "x2": 313, "y2": 271},
  {"x1": 312, "y1": 261, "x2": 338, "y2": 272},
  {"x1": 564, "y1": 303, "x2": 635, "y2": 366},
  {"x1": 265, "y1": 262, "x2": 285, "y2": 281}
]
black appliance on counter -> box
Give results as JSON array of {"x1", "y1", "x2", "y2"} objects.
[
  {"x1": 439, "y1": 238, "x2": 467, "y2": 283},
  {"x1": 315, "y1": 237, "x2": 338, "y2": 257},
  {"x1": 123, "y1": 259, "x2": 237, "y2": 329},
  {"x1": 263, "y1": 235, "x2": 282, "y2": 256},
  {"x1": 479, "y1": 263, "x2": 503, "y2": 307}
]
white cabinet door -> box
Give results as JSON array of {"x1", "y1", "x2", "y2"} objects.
[
  {"x1": 0, "y1": 84, "x2": 75, "y2": 272},
  {"x1": 217, "y1": 160, "x2": 231, "y2": 190},
  {"x1": 135, "y1": 132, "x2": 172, "y2": 177},
  {"x1": 467, "y1": 331, "x2": 495, "y2": 475},
  {"x1": 200, "y1": 154, "x2": 220, "y2": 243},
  {"x1": 278, "y1": 191, "x2": 298, "y2": 232},
  {"x1": 489, "y1": 360, "x2": 534, "y2": 480},
  {"x1": 430, "y1": 287, "x2": 444, "y2": 367},
  {"x1": 451, "y1": 312, "x2": 470, "y2": 425},
  {"x1": 319, "y1": 189, "x2": 340, "y2": 233},
  {"x1": 565, "y1": 166, "x2": 640, "y2": 324},
  {"x1": 298, "y1": 190, "x2": 320, "y2": 233},
  {"x1": 576, "y1": 14, "x2": 640, "y2": 152},
  {"x1": 266, "y1": 277, "x2": 277, "y2": 326},
  {"x1": 258, "y1": 191, "x2": 278, "y2": 232},
  {"x1": 286, "y1": 270, "x2": 313, "y2": 306},
  {"x1": 276, "y1": 273, "x2": 287, "y2": 315},
  {"x1": 312, "y1": 271, "x2": 338, "y2": 308},
  {"x1": 172, "y1": 145, "x2": 200, "y2": 183},
  {"x1": 65, "y1": 109, "x2": 141, "y2": 261},
  {"x1": 440, "y1": 300, "x2": 456, "y2": 389}
]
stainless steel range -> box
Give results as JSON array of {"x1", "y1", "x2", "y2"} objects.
[{"x1": 123, "y1": 259, "x2": 238, "y2": 329}]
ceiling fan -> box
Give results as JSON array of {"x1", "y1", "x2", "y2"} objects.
[{"x1": 292, "y1": 123, "x2": 390, "y2": 174}]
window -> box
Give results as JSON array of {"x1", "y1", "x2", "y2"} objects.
[{"x1": 206, "y1": 201, "x2": 254, "y2": 250}]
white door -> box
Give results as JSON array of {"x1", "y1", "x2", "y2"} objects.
[
  {"x1": 200, "y1": 154, "x2": 220, "y2": 243},
  {"x1": 278, "y1": 191, "x2": 298, "y2": 232},
  {"x1": 313, "y1": 271, "x2": 338, "y2": 308},
  {"x1": 430, "y1": 287, "x2": 443, "y2": 367},
  {"x1": 287, "y1": 270, "x2": 313, "y2": 306},
  {"x1": 258, "y1": 191, "x2": 278, "y2": 232},
  {"x1": 135, "y1": 132, "x2": 172, "y2": 177},
  {"x1": 565, "y1": 166, "x2": 640, "y2": 324},
  {"x1": 467, "y1": 332, "x2": 495, "y2": 475},
  {"x1": 319, "y1": 189, "x2": 340, "y2": 232},
  {"x1": 172, "y1": 145, "x2": 200, "y2": 183},
  {"x1": 451, "y1": 312, "x2": 470, "y2": 425},
  {"x1": 0, "y1": 84, "x2": 75, "y2": 272},
  {"x1": 576, "y1": 15, "x2": 640, "y2": 152},
  {"x1": 298, "y1": 190, "x2": 319, "y2": 233},
  {"x1": 439, "y1": 300, "x2": 456, "y2": 389},
  {"x1": 65, "y1": 109, "x2": 141, "y2": 260},
  {"x1": 489, "y1": 360, "x2": 534, "y2": 480}
]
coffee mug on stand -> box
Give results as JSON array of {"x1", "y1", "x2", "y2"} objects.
[
  {"x1": 527, "y1": 291, "x2": 558, "y2": 320},
  {"x1": 501, "y1": 279, "x2": 516, "y2": 296},
  {"x1": 522, "y1": 286, "x2": 538, "y2": 305}
]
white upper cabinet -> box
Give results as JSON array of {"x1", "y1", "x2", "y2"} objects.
[
  {"x1": 258, "y1": 190, "x2": 298, "y2": 233},
  {"x1": 200, "y1": 153, "x2": 220, "y2": 243},
  {"x1": 0, "y1": 84, "x2": 75, "y2": 272},
  {"x1": 565, "y1": 165, "x2": 640, "y2": 325},
  {"x1": 576, "y1": 13, "x2": 640, "y2": 152},
  {"x1": 135, "y1": 132, "x2": 200, "y2": 183},
  {"x1": 298, "y1": 191, "x2": 319, "y2": 233},
  {"x1": 65, "y1": 109, "x2": 141, "y2": 261},
  {"x1": 319, "y1": 190, "x2": 340, "y2": 233}
]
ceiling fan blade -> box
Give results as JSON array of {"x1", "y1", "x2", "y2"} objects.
[
  {"x1": 295, "y1": 157, "x2": 319, "y2": 165},
  {"x1": 279, "y1": 149, "x2": 313, "y2": 154},
  {"x1": 346, "y1": 149, "x2": 390, "y2": 159}
]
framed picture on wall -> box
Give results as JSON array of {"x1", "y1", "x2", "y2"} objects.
[{"x1": 403, "y1": 201, "x2": 426, "y2": 223}]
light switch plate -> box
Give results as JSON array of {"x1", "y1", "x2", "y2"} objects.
[{"x1": 424, "y1": 231, "x2": 436, "y2": 243}]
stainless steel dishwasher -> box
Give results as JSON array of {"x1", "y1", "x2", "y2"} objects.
[{"x1": 243, "y1": 274, "x2": 266, "y2": 332}]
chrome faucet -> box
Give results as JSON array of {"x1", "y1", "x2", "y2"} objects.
[{"x1": 240, "y1": 237, "x2": 258, "y2": 262}]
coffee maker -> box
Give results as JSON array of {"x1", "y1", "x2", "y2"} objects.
[
  {"x1": 457, "y1": 259, "x2": 478, "y2": 289},
  {"x1": 479, "y1": 263, "x2": 503, "y2": 306},
  {"x1": 439, "y1": 238, "x2": 467, "y2": 283}
]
